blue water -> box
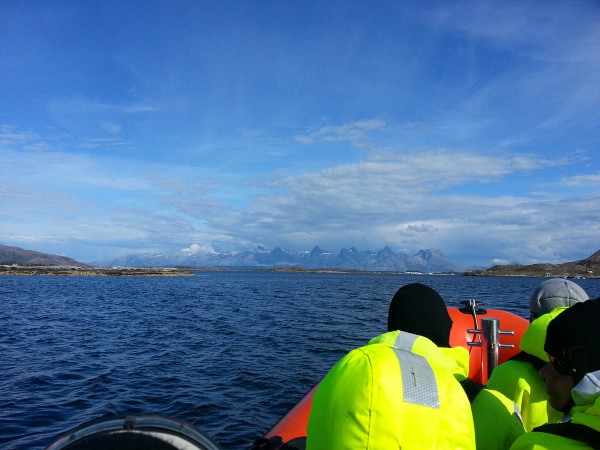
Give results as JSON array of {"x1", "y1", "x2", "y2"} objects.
[{"x1": 2, "y1": 272, "x2": 599, "y2": 449}]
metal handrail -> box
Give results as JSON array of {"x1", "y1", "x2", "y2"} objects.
[{"x1": 467, "y1": 318, "x2": 515, "y2": 378}]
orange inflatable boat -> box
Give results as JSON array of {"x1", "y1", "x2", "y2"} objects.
[{"x1": 253, "y1": 301, "x2": 529, "y2": 450}]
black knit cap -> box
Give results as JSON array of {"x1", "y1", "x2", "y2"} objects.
[
  {"x1": 387, "y1": 283, "x2": 453, "y2": 347},
  {"x1": 545, "y1": 297, "x2": 600, "y2": 376}
]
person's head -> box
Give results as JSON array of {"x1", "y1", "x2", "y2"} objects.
[
  {"x1": 539, "y1": 297, "x2": 600, "y2": 412},
  {"x1": 529, "y1": 278, "x2": 589, "y2": 322},
  {"x1": 387, "y1": 283, "x2": 452, "y2": 347}
]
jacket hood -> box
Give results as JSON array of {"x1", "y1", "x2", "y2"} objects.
[
  {"x1": 572, "y1": 370, "x2": 600, "y2": 407},
  {"x1": 570, "y1": 371, "x2": 600, "y2": 435}
]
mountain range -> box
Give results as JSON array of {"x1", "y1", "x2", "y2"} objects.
[
  {"x1": 0, "y1": 243, "x2": 465, "y2": 272},
  {"x1": 98, "y1": 246, "x2": 468, "y2": 273},
  {"x1": 3, "y1": 243, "x2": 599, "y2": 277}
]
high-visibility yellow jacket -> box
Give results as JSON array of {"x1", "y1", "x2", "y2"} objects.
[
  {"x1": 509, "y1": 371, "x2": 600, "y2": 449},
  {"x1": 488, "y1": 308, "x2": 566, "y2": 431},
  {"x1": 471, "y1": 386, "x2": 526, "y2": 449},
  {"x1": 306, "y1": 336, "x2": 475, "y2": 449},
  {"x1": 369, "y1": 330, "x2": 525, "y2": 449}
]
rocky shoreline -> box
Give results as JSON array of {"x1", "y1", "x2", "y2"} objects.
[{"x1": 0, "y1": 265, "x2": 193, "y2": 276}]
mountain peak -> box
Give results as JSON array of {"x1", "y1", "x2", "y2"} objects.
[
  {"x1": 377, "y1": 246, "x2": 394, "y2": 256},
  {"x1": 415, "y1": 249, "x2": 444, "y2": 260},
  {"x1": 310, "y1": 246, "x2": 328, "y2": 257}
]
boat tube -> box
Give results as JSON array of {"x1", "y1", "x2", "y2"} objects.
[{"x1": 253, "y1": 302, "x2": 529, "y2": 450}]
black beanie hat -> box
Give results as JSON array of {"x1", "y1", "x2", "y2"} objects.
[
  {"x1": 545, "y1": 297, "x2": 600, "y2": 376},
  {"x1": 387, "y1": 283, "x2": 453, "y2": 347}
]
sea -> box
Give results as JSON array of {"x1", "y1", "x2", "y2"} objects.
[{"x1": 2, "y1": 272, "x2": 599, "y2": 450}]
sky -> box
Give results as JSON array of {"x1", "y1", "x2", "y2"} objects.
[{"x1": 1, "y1": 0, "x2": 599, "y2": 267}]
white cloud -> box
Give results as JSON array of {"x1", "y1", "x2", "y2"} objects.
[
  {"x1": 399, "y1": 223, "x2": 439, "y2": 236},
  {"x1": 47, "y1": 98, "x2": 159, "y2": 116},
  {"x1": 181, "y1": 244, "x2": 216, "y2": 254},
  {"x1": 562, "y1": 173, "x2": 600, "y2": 186},
  {"x1": 426, "y1": 1, "x2": 599, "y2": 60},
  {"x1": 294, "y1": 119, "x2": 387, "y2": 147},
  {"x1": 492, "y1": 258, "x2": 511, "y2": 265}
]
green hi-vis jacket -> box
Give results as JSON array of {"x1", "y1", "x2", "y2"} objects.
[
  {"x1": 509, "y1": 370, "x2": 600, "y2": 449},
  {"x1": 306, "y1": 336, "x2": 476, "y2": 449},
  {"x1": 370, "y1": 330, "x2": 525, "y2": 450},
  {"x1": 488, "y1": 308, "x2": 566, "y2": 431}
]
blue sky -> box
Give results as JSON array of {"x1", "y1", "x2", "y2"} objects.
[{"x1": 1, "y1": 0, "x2": 599, "y2": 267}]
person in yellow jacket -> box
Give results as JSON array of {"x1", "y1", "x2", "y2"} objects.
[
  {"x1": 528, "y1": 278, "x2": 589, "y2": 323},
  {"x1": 306, "y1": 335, "x2": 476, "y2": 449},
  {"x1": 510, "y1": 297, "x2": 600, "y2": 449},
  {"x1": 385, "y1": 283, "x2": 525, "y2": 449},
  {"x1": 487, "y1": 308, "x2": 566, "y2": 431},
  {"x1": 487, "y1": 279, "x2": 589, "y2": 431},
  {"x1": 369, "y1": 329, "x2": 525, "y2": 450},
  {"x1": 387, "y1": 283, "x2": 479, "y2": 393},
  {"x1": 307, "y1": 283, "x2": 525, "y2": 450}
]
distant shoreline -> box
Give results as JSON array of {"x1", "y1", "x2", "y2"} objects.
[
  {"x1": 0, "y1": 265, "x2": 194, "y2": 276},
  {"x1": 1, "y1": 264, "x2": 597, "y2": 278},
  {"x1": 0, "y1": 265, "x2": 459, "y2": 277}
]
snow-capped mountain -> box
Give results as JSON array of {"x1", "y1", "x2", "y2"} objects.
[{"x1": 97, "y1": 246, "x2": 467, "y2": 273}]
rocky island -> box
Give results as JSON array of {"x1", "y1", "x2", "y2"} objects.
[
  {"x1": 464, "y1": 250, "x2": 600, "y2": 279},
  {"x1": 0, "y1": 265, "x2": 193, "y2": 276}
]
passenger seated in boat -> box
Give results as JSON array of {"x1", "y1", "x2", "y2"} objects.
[
  {"x1": 387, "y1": 283, "x2": 469, "y2": 386},
  {"x1": 528, "y1": 279, "x2": 589, "y2": 323},
  {"x1": 306, "y1": 337, "x2": 477, "y2": 449},
  {"x1": 510, "y1": 297, "x2": 600, "y2": 449},
  {"x1": 487, "y1": 279, "x2": 590, "y2": 431},
  {"x1": 384, "y1": 283, "x2": 525, "y2": 450}
]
